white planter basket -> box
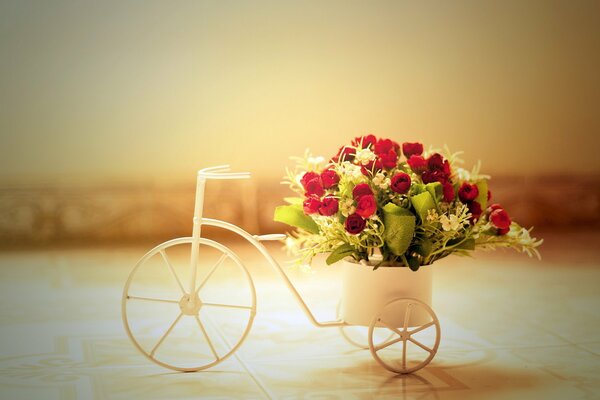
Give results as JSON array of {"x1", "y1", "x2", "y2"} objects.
[{"x1": 340, "y1": 260, "x2": 433, "y2": 327}]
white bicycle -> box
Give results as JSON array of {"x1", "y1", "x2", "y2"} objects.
[{"x1": 122, "y1": 166, "x2": 440, "y2": 374}]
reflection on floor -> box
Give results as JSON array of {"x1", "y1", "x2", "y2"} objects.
[{"x1": 0, "y1": 230, "x2": 599, "y2": 399}]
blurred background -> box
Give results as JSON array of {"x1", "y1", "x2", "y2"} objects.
[{"x1": 0, "y1": 0, "x2": 599, "y2": 245}]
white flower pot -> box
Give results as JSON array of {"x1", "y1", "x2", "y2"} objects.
[{"x1": 340, "y1": 260, "x2": 433, "y2": 327}]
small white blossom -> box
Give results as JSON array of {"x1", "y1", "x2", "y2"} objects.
[
  {"x1": 307, "y1": 155, "x2": 325, "y2": 169},
  {"x1": 372, "y1": 172, "x2": 390, "y2": 189},
  {"x1": 340, "y1": 198, "x2": 356, "y2": 217},
  {"x1": 440, "y1": 214, "x2": 461, "y2": 231},
  {"x1": 355, "y1": 148, "x2": 377, "y2": 166},
  {"x1": 426, "y1": 209, "x2": 439, "y2": 223}
]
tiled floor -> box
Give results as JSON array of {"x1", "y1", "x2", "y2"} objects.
[{"x1": 0, "y1": 229, "x2": 599, "y2": 399}]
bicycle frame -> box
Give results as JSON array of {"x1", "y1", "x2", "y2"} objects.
[{"x1": 192, "y1": 166, "x2": 346, "y2": 328}]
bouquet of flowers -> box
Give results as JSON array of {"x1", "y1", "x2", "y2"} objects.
[{"x1": 274, "y1": 134, "x2": 542, "y2": 270}]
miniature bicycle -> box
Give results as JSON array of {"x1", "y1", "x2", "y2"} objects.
[{"x1": 122, "y1": 166, "x2": 440, "y2": 375}]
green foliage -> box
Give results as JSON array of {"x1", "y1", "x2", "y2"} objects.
[
  {"x1": 273, "y1": 205, "x2": 320, "y2": 234},
  {"x1": 382, "y1": 203, "x2": 416, "y2": 256},
  {"x1": 475, "y1": 180, "x2": 488, "y2": 210},
  {"x1": 410, "y1": 191, "x2": 436, "y2": 222},
  {"x1": 325, "y1": 243, "x2": 356, "y2": 265}
]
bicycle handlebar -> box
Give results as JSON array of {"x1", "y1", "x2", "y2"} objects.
[{"x1": 198, "y1": 165, "x2": 250, "y2": 180}]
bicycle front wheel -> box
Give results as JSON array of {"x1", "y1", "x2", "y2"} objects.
[{"x1": 122, "y1": 237, "x2": 256, "y2": 372}]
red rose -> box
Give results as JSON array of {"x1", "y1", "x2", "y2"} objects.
[
  {"x1": 422, "y1": 170, "x2": 445, "y2": 184},
  {"x1": 378, "y1": 150, "x2": 398, "y2": 169},
  {"x1": 497, "y1": 227, "x2": 510, "y2": 235},
  {"x1": 402, "y1": 142, "x2": 424, "y2": 158},
  {"x1": 352, "y1": 134, "x2": 377, "y2": 149},
  {"x1": 390, "y1": 172, "x2": 411, "y2": 194},
  {"x1": 300, "y1": 172, "x2": 320, "y2": 190},
  {"x1": 374, "y1": 138, "x2": 400, "y2": 155},
  {"x1": 331, "y1": 146, "x2": 356, "y2": 163},
  {"x1": 407, "y1": 155, "x2": 427, "y2": 173},
  {"x1": 468, "y1": 201, "x2": 482, "y2": 222},
  {"x1": 443, "y1": 160, "x2": 451, "y2": 176},
  {"x1": 427, "y1": 153, "x2": 445, "y2": 172},
  {"x1": 345, "y1": 213, "x2": 366, "y2": 234},
  {"x1": 488, "y1": 203, "x2": 503, "y2": 212},
  {"x1": 361, "y1": 159, "x2": 383, "y2": 176},
  {"x1": 355, "y1": 194, "x2": 377, "y2": 218},
  {"x1": 319, "y1": 196, "x2": 339, "y2": 216},
  {"x1": 304, "y1": 177, "x2": 324, "y2": 197},
  {"x1": 303, "y1": 196, "x2": 321, "y2": 215},
  {"x1": 490, "y1": 209, "x2": 511, "y2": 230},
  {"x1": 352, "y1": 183, "x2": 373, "y2": 199},
  {"x1": 458, "y1": 182, "x2": 479, "y2": 203},
  {"x1": 320, "y1": 169, "x2": 339, "y2": 189},
  {"x1": 442, "y1": 182, "x2": 455, "y2": 202}
]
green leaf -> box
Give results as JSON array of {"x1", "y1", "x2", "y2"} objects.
[
  {"x1": 475, "y1": 179, "x2": 488, "y2": 210},
  {"x1": 414, "y1": 239, "x2": 433, "y2": 257},
  {"x1": 410, "y1": 191, "x2": 436, "y2": 222},
  {"x1": 325, "y1": 243, "x2": 356, "y2": 265},
  {"x1": 407, "y1": 256, "x2": 420, "y2": 271},
  {"x1": 447, "y1": 237, "x2": 475, "y2": 250},
  {"x1": 425, "y1": 182, "x2": 442, "y2": 204},
  {"x1": 273, "y1": 205, "x2": 320, "y2": 234},
  {"x1": 382, "y1": 203, "x2": 416, "y2": 256},
  {"x1": 283, "y1": 197, "x2": 304, "y2": 206}
]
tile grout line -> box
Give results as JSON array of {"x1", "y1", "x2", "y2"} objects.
[{"x1": 204, "y1": 314, "x2": 275, "y2": 400}]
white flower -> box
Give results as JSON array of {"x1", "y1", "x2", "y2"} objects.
[
  {"x1": 426, "y1": 209, "x2": 439, "y2": 223},
  {"x1": 372, "y1": 172, "x2": 390, "y2": 189},
  {"x1": 340, "y1": 198, "x2": 356, "y2": 217},
  {"x1": 440, "y1": 214, "x2": 461, "y2": 231},
  {"x1": 355, "y1": 148, "x2": 376, "y2": 166},
  {"x1": 340, "y1": 162, "x2": 363, "y2": 179},
  {"x1": 307, "y1": 155, "x2": 325, "y2": 169}
]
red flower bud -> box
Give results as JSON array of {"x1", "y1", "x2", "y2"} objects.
[
  {"x1": 488, "y1": 203, "x2": 503, "y2": 212},
  {"x1": 468, "y1": 201, "x2": 482, "y2": 222},
  {"x1": 304, "y1": 177, "x2": 324, "y2": 197},
  {"x1": 345, "y1": 213, "x2": 366, "y2": 234},
  {"x1": 390, "y1": 172, "x2": 411, "y2": 194},
  {"x1": 331, "y1": 146, "x2": 356, "y2": 163},
  {"x1": 490, "y1": 209, "x2": 511, "y2": 230},
  {"x1": 300, "y1": 172, "x2": 319, "y2": 190},
  {"x1": 352, "y1": 183, "x2": 373, "y2": 199},
  {"x1": 355, "y1": 195, "x2": 377, "y2": 218},
  {"x1": 303, "y1": 196, "x2": 321, "y2": 215},
  {"x1": 351, "y1": 134, "x2": 377, "y2": 149},
  {"x1": 427, "y1": 153, "x2": 445, "y2": 172},
  {"x1": 320, "y1": 169, "x2": 339, "y2": 189},
  {"x1": 402, "y1": 142, "x2": 424, "y2": 158},
  {"x1": 378, "y1": 150, "x2": 398, "y2": 169},
  {"x1": 442, "y1": 182, "x2": 455, "y2": 202},
  {"x1": 375, "y1": 138, "x2": 400, "y2": 155},
  {"x1": 319, "y1": 196, "x2": 339, "y2": 216},
  {"x1": 458, "y1": 182, "x2": 479, "y2": 203},
  {"x1": 407, "y1": 155, "x2": 427, "y2": 174},
  {"x1": 487, "y1": 190, "x2": 492, "y2": 201}
]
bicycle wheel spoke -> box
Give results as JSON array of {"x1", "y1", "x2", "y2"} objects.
[
  {"x1": 150, "y1": 313, "x2": 183, "y2": 357},
  {"x1": 408, "y1": 337, "x2": 433, "y2": 354},
  {"x1": 402, "y1": 340, "x2": 407, "y2": 369},
  {"x1": 127, "y1": 295, "x2": 179, "y2": 304},
  {"x1": 380, "y1": 321, "x2": 404, "y2": 337},
  {"x1": 408, "y1": 321, "x2": 435, "y2": 336},
  {"x1": 195, "y1": 315, "x2": 219, "y2": 361},
  {"x1": 403, "y1": 303, "x2": 412, "y2": 331},
  {"x1": 160, "y1": 250, "x2": 186, "y2": 295},
  {"x1": 374, "y1": 335, "x2": 404, "y2": 351},
  {"x1": 202, "y1": 302, "x2": 253, "y2": 311},
  {"x1": 195, "y1": 254, "x2": 228, "y2": 295}
]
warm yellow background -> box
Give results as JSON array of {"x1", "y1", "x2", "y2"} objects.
[{"x1": 1, "y1": 0, "x2": 599, "y2": 185}]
